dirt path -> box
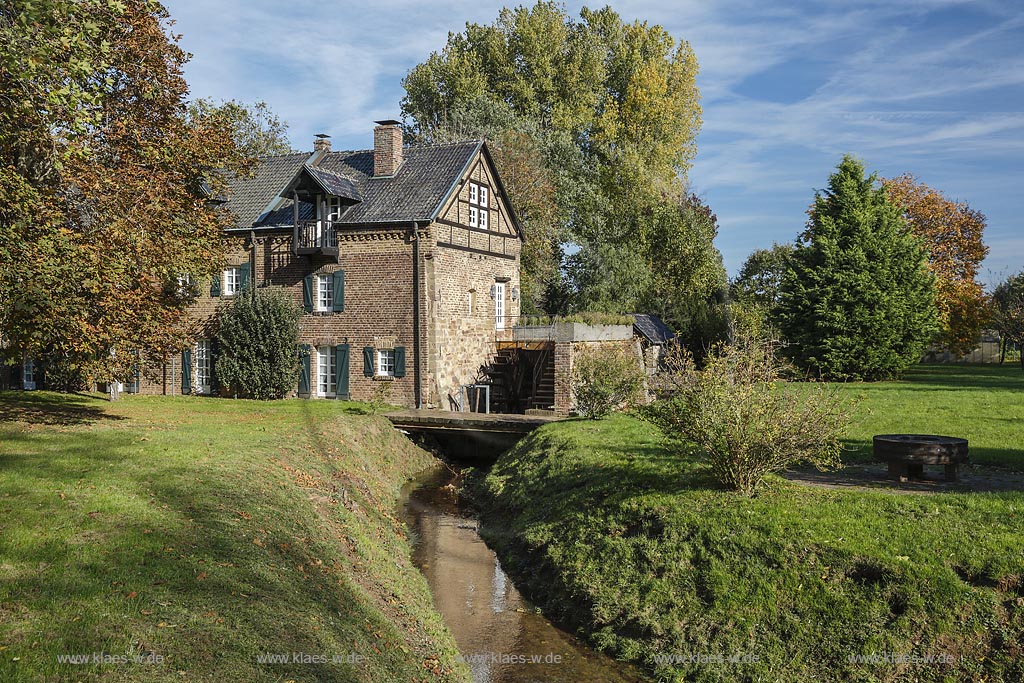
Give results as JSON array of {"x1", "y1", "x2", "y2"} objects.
[{"x1": 783, "y1": 463, "x2": 1024, "y2": 494}]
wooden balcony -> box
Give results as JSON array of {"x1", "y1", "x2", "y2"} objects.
[{"x1": 294, "y1": 220, "x2": 339, "y2": 260}]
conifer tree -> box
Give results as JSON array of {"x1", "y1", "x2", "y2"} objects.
[{"x1": 778, "y1": 156, "x2": 938, "y2": 380}]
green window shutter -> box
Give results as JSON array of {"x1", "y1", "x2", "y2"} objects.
[
  {"x1": 181, "y1": 349, "x2": 192, "y2": 394},
  {"x1": 332, "y1": 270, "x2": 345, "y2": 312},
  {"x1": 362, "y1": 346, "x2": 374, "y2": 378},
  {"x1": 302, "y1": 275, "x2": 314, "y2": 313},
  {"x1": 239, "y1": 263, "x2": 251, "y2": 291},
  {"x1": 298, "y1": 345, "x2": 311, "y2": 397},
  {"x1": 210, "y1": 273, "x2": 221, "y2": 297},
  {"x1": 393, "y1": 346, "x2": 406, "y2": 378},
  {"x1": 335, "y1": 344, "x2": 350, "y2": 399}
]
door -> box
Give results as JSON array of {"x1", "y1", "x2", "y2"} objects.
[{"x1": 494, "y1": 282, "x2": 505, "y2": 331}]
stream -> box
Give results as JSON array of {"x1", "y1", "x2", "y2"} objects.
[{"x1": 400, "y1": 466, "x2": 647, "y2": 683}]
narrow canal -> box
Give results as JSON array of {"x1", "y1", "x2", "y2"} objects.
[{"x1": 400, "y1": 465, "x2": 647, "y2": 683}]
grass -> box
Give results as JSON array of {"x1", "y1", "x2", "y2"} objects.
[
  {"x1": 0, "y1": 391, "x2": 469, "y2": 683},
  {"x1": 835, "y1": 364, "x2": 1024, "y2": 470},
  {"x1": 478, "y1": 365, "x2": 1024, "y2": 683}
]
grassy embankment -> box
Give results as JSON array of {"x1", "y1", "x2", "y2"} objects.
[
  {"x1": 0, "y1": 392, "x2": 469, "y2": 683},
  {"x1": 479, "y1": 364, "x2": 1024, "y2": 683}
]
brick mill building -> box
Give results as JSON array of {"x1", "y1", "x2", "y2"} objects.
[{"x1": 135, "y1": 121, "x2": 524, "y2": 408}]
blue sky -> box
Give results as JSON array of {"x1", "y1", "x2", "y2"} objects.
[{"x1": 164, "y1": 0, "x2": 1024, "y2": 286}]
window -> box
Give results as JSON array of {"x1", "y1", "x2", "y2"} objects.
[
  {"x1": 176, "y1": 274, "x2": 194, "y2": 296},
  {"x1": 468, "y1": 289, "x2": 476, "y2": 315},
  {"x1": 22, "y1": 358, "x2": 36, "y2": 390},
  {"x1": 494, "y1": 281, "x2": 506, "y2": 331},
  {"x1": 223, "y1": 268, "x2": 240, "y2": 296},
  {"x1": 196, "y1": 340, "x2": 211, "y2": 393},
  {"x1": 317, "y1": 274, "x2": 333, "y2": 312},
  {"x1": 469, "y1": 182, "x2": 490, "y2": 230},
  {"x1": 317, "y1": 346, "x2": 336, "y2": 397},
  {"x1": 377, "y1": 349, "x2": 395, "y2": 377}
]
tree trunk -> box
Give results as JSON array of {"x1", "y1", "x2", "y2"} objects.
[{"x1": 1000, "y1": 338, "x2": 1007, "y2": 365}]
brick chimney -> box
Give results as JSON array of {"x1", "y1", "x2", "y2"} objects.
[
  {"x1": 373, "y1": 120, "x2": 403, "y2": 176},
  {"x1": 313, "y1": 133, "x2": 331, "y2": 154}
]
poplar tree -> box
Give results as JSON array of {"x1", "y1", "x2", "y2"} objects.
[{"x1": 778, "y1": 156, "x2": 938, "y2": 380}]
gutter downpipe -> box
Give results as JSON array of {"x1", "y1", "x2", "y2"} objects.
[{"x1": 411, "y1": 221, "x2": 423, "y2": 409}]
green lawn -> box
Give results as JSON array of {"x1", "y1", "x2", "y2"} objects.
[
  {"x1": 837, "y1": 364, "x2": 1024, "y2": 469},
  {"x1": 0, "y1": 392, "x2": 468, "y2": 683},
  {"x1": 479, "y1": 364, "x2": 1024, "y2": 683}
]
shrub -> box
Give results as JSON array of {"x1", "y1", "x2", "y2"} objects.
[
  {"x1": 214, "y1": 286, "x2": 302, "y2": 399},
  {"x1": 642, "y1": 334, "x2": 853, "y2": 495},
  {"x1": 570, "y1": 343, "x2": 646, "y2": 419}
]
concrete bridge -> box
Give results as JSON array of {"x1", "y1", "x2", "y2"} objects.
[{"x1": 386, "y1": 410, "x2": 561, "y2": 458}]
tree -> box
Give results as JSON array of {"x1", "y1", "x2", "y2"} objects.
[
  {"x1": 188, "y1": 98, "x2": 295, "y2": 158},
  {"x1": 214, "y1": 287, "x2": 302, "y2": 399},
  {"x1": 884, "y1": 175, "x2": 989, "y2": 356},
  {"x1": 1, "y1": 1, "x2": 249, "y2": 394},
  {"x1": 777, "y1": 156, "x2": 939, "y2": 380},
  {"x1": 731, "y1": 243, "x2": 795, "y2": 309},
  {"x1": 401, "y1": 2, "x2": 721, "y2": 325},
  {"x1": 991, "y1": 272, "x2": 1024, "y2": 369}
]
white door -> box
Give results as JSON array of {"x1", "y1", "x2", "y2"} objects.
[{"x1": 494, "y1": 282, "x2": 505, "y2": 331}]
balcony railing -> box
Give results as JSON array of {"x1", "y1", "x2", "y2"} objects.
[{"x1": 294, "y1": 220, "x2": 338, "y2": 259}]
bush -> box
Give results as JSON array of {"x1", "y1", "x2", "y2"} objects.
[
  {"x1": 570, "y1": 343, "x2": 646, "y2": 419},
  {"x1": 642, "y1": 334, "x2": 852, "y2": 495},
  {"x1": 214, "y1": 287, "x2": 302, "y2": 399}
]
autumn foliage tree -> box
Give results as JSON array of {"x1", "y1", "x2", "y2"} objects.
[
  {"x1": 884, "y1": 175, "x2": 989, "y2": 356},
  {"x1": 1, "y1": 1, "x2": 249, "y2": 391}
]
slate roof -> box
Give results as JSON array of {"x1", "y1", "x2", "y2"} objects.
[
  {"x1": 221, "y1": 152, "x2": 310, "y2": 229},
  {"x1": 630, "y1": 314, "x2": 677, "y2": 345},
  {"x1": 221, "y1": 140, "x2": 485, "y2": 230}
]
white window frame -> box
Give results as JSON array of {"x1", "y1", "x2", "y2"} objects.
[
  {"x1": 494, "y1": 282, "x2": 506, "y2": 331},
  {"x1": 195, "y1": 340, "x2": 211, "y2": 394},
  {"x1": 317, "y1": 346, "x2": 336, "y2": 397},
  {"x1": 22, "y1": 358, "x2": 36, "y2": 390},
  {"x1": 469, "y1": 182, "x2": 490, "y2": 230},
  {"x1": 376, "y1": 349, "x2": 395, "y2": 377},
  {"x1": 316, "y1": 274, "x2": 333, "y2": 312},
  {"x1": 223, "y1": 268, "x2": 240, "y2": 296}
]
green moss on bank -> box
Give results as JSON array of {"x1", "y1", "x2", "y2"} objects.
[
  {"x1": 0, "y1": 391, "x2": 469, "y2": 683},
  {"x1": 480, "y1": 412, "x2": 1024, "y2": 683}
]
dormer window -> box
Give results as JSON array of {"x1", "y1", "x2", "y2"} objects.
[{"x1": 469, "y1": 182, "x2": 490, "y2": 229}]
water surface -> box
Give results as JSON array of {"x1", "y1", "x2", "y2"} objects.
[{"x1": 401, "y1": 467, "x2": 647, "y2": 683}]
